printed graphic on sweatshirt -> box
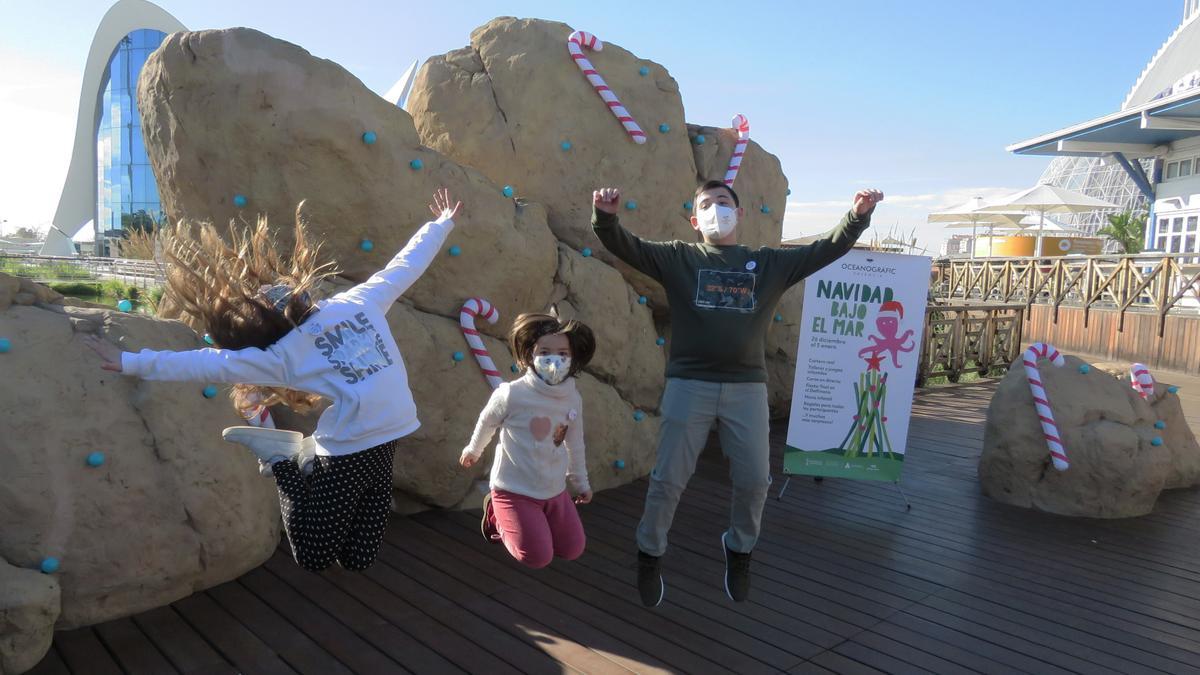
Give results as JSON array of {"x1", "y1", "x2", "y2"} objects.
[
  {"x1": 313, "y1": 311, "x2": 394, "y2": 384},
  {"x1": 695, "y1": 269, "x2": 757, "y2": 312}
]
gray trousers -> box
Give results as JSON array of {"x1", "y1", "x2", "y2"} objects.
[{"x1": 636, "y1": 378, "x2": 771, "y2": 556}]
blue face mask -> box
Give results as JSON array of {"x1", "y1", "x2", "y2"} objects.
[{"x1": 533, "y1": 354, "x2": 571, "y2": 385}]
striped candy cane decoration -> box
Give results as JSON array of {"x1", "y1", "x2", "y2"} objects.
[
  {"x1": 566, "y1": 31, "x2": 647, "y2": 144},
  {"x1": 723, "y1": 114, "x2": 750, "y2": 186},
  {"x1": 1130, "y1": 363, "x2": 1155, "y2": 399},
  {"x1": 460, "y1": 298, "x2": 503, "y2": 389},
  {"x1": 1023, "y1": 343, "x2": 1068, "y2": 471}
]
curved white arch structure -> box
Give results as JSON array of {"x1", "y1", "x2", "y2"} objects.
[
  {"x1": 1123, "y1": 7, "x2": 1200, "y2": 109},
  {"x1": 51, "y1": 0, "x2": 186, "y2": 250}
]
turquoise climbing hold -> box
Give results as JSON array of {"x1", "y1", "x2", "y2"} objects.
[
  {"x1": 409, "y1": 158, "x2": 423, "y2": 170},
  {"x1": 625, "y1": 200, "x2": 637, "y2": 210},
  {"x1": 695, "y1": 135, "x2": 706, "y2": 145},
  {"x1": 787, "y1": 188, "x2": 792, "y2": 196},
  {"x1": 561, "y1": 140, "x2": 572, "y2": 151},
  {"x1": 638, "y1": 296, "x2": 647, "y2": 305},
  {"x1": 659, "y1": 123, "x2": 670, "y2": 133},
  {"x1": 614, "y1": 459, "x2": 627, "y2": 469},
  {"x1": 233, "y1": 194, "x2": 247, "y2": 208},
  {"x1": 510, "y1": 364, "x2": 519, "y2": 373},
  {"x1": 40, "y1": 558, "x2": 59, "y2": 574},
  {"x1": 86, "y1": 452, "x2": 105, "y2": 468},
  {"x1": 656, "y1": 337, "x2": 665, "y2": 346},
  {"x1": 448, "y1": 245, "x2": 461, "y2": 257},
  {"x1": 581, "y1": 248, "x2": 592, "y2": 257},
  {"x1": 1152, "y1": 436, "x2": 1164, "y2": 446},
  {"x1": 761, "y1": 205, "x2": 771, "y2": 214},
  {"x1": 633, "y1": 410, "x2": 644, "y2": 421},
  {"x1": 0, "y1": 338, "x2": 10, "y2": 353},
  {"x1": 638, "y1": 66, "x2": 649, "y2": 76},
  {"x1": 1155, "y1": 420, "x2": 1166, "y2": 429},
  {"x1": 362, "y1": 130, "x2": 377, "y2": 145},
  {"x1": 683, "y1": 201, "x2": 692, "y2": 210},
  {"x1": 1078, "y1": 364, "x2": 1090, "y2": 374},
  {"x1": 1169, "y1": 385, "x2": 1180, "y2": 394},
  {"x1": 774, "y1": 313, "x2": 783, "y2": 322},
  {"x1": 202, "y1": 333, "x2": 214, "y2": 346},
  {"x1": 502, "y1": 185, "x2": 514, "y2": 198},
  {"x1": 360, "y1": 239, "x2": 374, "y2": 252},
  {"x1": 202, "y1": 385, "x2": 218, "y2": 399},
  {"x1": 117, "y1": 299, "x2": 133, "y2": 312},
  {"x1": 452, "y1": 351, "x2": 465, "y2": 362}
]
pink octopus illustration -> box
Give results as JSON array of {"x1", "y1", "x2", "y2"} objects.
[{"x1": 857, "y1": 300, "x2": 915, "y2": 368}]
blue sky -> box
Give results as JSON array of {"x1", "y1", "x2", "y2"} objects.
[{"x1": 0, "y1": 0, "x2": 1186, "y2": 251}]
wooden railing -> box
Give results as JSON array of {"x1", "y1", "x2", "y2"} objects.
[
  {"x1": 918, "y1": 303, "x2": 1025, "y2": 386},
  {"x1": 933, "y1": 253, "x2": 1200, "y2": 336}
]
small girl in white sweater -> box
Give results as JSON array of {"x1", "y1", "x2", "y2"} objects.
[{"x1": 460, "y1": 313, "x2": 596, "y2": 568}]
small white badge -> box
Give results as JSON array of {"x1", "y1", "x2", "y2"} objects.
[
  {"x1": 745, "y1": 261, "x2": 757, "y2": 271},
  {"x1": 306, "y1": 322, "x2": 323, "y2": 336},
  {"x1": 568, "y1": 409, "x2": 578, "y2": 421}
]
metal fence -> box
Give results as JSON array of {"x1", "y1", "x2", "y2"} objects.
[{"x1": 0, "y1": 253, "x2": 164, "y2": 289}]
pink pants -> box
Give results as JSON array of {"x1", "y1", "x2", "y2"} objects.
[{"x1": 490, "y1": 489, "x2": 586, "y2": 568}]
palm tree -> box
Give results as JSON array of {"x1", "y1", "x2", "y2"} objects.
[{"x1": 1098, "y1": 210, "x2": 1146, "y2": 254}]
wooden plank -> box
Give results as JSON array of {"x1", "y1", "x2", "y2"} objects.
[
  {"x1": 173, "y1": 589, "x2": 299, "y2": 675},
  {"x1": 318, "y1": 564, "x2": 523, "y2": 675},
  {"x1": 804, "y1": 650, "x2": 888, "y2": 675},
  {"x1": 395, "y1": 515, "x2": 789, "y2": 674},
  {"x1": 236, "y1": 566, "x2": 408, "y2": 674},
  {"x1": 24, "y1": 646, "x2": 71, "y2": 675},
  {"x1": 54, "y1": 628, "x2": 123, "y2": 675},
  {"x1": 261, "y1": 554, "x2": 461, "y2": 674},
  {"x1": 93, "y1": 618, "x2": 178, "y2": 674},
  {"x1": 133, "y1": 606, "x2": 238, "y2": 675}
]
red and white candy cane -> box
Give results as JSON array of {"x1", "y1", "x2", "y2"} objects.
[
  {"x1": 1130, "y1": 363, "x2": 1155, "y2": 399},
  {"x1": 723, "y1": 114, "x2": 750, "y2": 186},
  {"x1": 1023, "y1": 343, "x2": 1068, "y2": 471},
  {"x1": 566, "y1": 31, "x2": 646, "y2": 144},
  {"x1": 460, "y1": 298, "x2": 503, "y2": 389}
]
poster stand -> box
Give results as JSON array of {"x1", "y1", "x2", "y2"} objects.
[{"x1": 774, "y1": 474, "x2": 911, "y2": 511}]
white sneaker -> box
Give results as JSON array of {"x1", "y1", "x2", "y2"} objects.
[
  {"x1": 298, "y1": 436, "x2": 317, "y2": 476},
  {"x1": 223, "y1": 427, "x2": 303, "y2": 469}
]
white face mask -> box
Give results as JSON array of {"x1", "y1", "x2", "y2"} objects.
[
  {"x1": 697, "y1": 204, "x2": 738, "y2": 240},
  {"x1": 532, "y1": 354, "x2": 571, "y2": 385}
]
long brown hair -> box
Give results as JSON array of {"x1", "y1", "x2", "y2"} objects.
[
  {"x1": 161, "y1": 201, "x2": 336, "y2": 414},
  {"x1": 509, "y1": 312, "x2": 596, "y2": 377}
]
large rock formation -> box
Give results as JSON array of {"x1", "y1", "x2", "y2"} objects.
[
  {"x1": 0, "y1": 560, "x2": 59, "y2": 675},
  {"x1": 137, "y1": 24, "x2": 686, "y2": 510},
  {"x1": 0, "y1": 275, "x2": 280, "y2": 668},
  {"x1": 979, "y1": 354, "x2": 1199, "y2": 517}
]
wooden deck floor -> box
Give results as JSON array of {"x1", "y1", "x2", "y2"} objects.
[{"x1": 29, "y1": 382, "x2": 1200, "y2": 674}]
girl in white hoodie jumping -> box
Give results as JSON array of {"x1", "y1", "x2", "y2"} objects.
[
  {"x1": 460, "y1": 312, "x2": 595, "y2": 568},
  {"x1": 84, "y1": 189, "x2": 461, "y2": 573}
]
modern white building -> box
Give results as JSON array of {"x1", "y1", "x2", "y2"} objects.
[
  {"x1": 1009, "y1": 2, "x2": 1200, "y2": 256},
  {"x1": 51, "y1": 0, "x2": 186, "y2": 256}
]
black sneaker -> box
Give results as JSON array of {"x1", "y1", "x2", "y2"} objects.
[
  {"x1": 722, "y1": 533, "x2": 751, "y2": 602},
  {"x1": 481, "y1": 492, "x2": 500, "y2": 544},
  {"x1": 637, "y1": 550, "x2": 665, "y2": 607}
]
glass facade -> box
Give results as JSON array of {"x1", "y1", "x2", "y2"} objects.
[{"x1": 96, "y1": 29, "x2": 167, "y2": 251}]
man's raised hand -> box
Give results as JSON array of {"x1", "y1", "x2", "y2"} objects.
[{"x1": 593, "y1": 188, "x2": 621, "y2": 215}]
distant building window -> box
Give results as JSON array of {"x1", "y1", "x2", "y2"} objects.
[{"x1": 1175, "y1": 217, "x2": 1185, "y2": 233}]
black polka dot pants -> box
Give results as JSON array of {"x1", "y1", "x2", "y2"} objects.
[{"x1": 272, "y1": 440, "x2": 396, "y2": 573}]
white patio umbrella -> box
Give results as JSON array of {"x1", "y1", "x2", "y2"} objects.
[
  {"x1": 928, "y1": 197, "x2": 1025, "y2": 258},
  {"x1": 978, "y1": 184, "x2": 1118, "y2": 256}
]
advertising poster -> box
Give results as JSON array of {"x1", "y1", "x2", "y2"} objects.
[{"x1": 784, "y1": 250, "x2": 932, "y2": 482}]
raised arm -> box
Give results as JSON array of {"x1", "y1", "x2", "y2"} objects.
[
  {"x1": 564, "y1": 398, "x2": 591, "y2": 502},
  {"x1": 84, "y1": 334, "x2": 291, "y2": 386},
  {"x1": 590, "y1": 187, "x2": 676, "y2": 282},
  {"x1": 342, "y1": 188, "x2": 461, "y2": 313},
  {"x1": 774, "y1": 189, "x2": 883, "y2": 287},
  {"x1": 460, "y1": 384, "x2": 509, "y2": 467}
]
